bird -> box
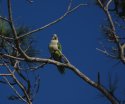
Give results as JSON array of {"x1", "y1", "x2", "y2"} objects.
[{"x1": 49, "y1": 34, "x2": 65, "y2": 74}]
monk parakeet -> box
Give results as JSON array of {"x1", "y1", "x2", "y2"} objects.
[{"x1": 49, "y1": 34, "x2": 65, "y2": 74}]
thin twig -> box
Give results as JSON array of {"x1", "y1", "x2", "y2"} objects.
[
  {"x1": 3, "y1": 77, "x2": 27, "y2": 103},
  {"x1": 96, "y1": 48, "x2": 118, "y2": 58},
  {"x1": 0, "y1": 53, "x2": 24, "y2": 61},
  {"x1": 97, "y1": 0, "x2": 104, "y2": 8},
  {"x1": 4, "y1": 63, "x2": 32, "y2": 104},
  {"x1": 7, "y1": 0, "x2": 18, "y2": 39},
  {"x1": 18, "y1": 3, "x2": 87, "y2": 39},
  {"x1": 0, "y1": 16, "x2": 10, "y2": 23},
  {"x1": 106, "y1": 0, "x2": 112, "y2": 9},
  {"x1": 97, "y1": 0, "x2": 125, "y2": 64},
  {"x1": 0, "y1": 34, "x2": 14, "y2": 40},
  {"x1": 0, "y1": 73, "x2": 12, "y2": 76}
]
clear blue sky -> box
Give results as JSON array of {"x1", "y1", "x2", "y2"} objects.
[{"x1": 0, "y1": 0, "x2": 125, "y2": 104}]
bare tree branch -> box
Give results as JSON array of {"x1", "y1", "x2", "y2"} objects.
[
  {"x1": 106, "y1": 0, "x2": 112, "y2": 9},
  {"x1": 96, "y1": 0, "x2": 125, "y2": 64},
  {"x1": 17, "y1": 2, "x2": 87, "y2": 39},
  {"x1": 0, "y1": 41, "x2": 119, "y2": 104},
  {"x1": 96, "y1": 48, "x2": 118, "y2": 58},
  {"x1": 4, "y1": 63, "x2": 32, "y2": 104},
  {"x1": 97, "y1": 0, "x2": 104, "y2": 8},
  {"x1": 0, "y1": 34, "x2": 14, "y2": 40},
  {"x1": 6, "y1": 48, "x2": 118, "y2": 104},
  {"x1": 0, "y1": 73, "x2": 12, "y2": 76},
  {"x1": 3, "y1": 77, "x2": 27, "y2": 103},
  {"x1": 7, "y1": 0, "x2": 18, "y2": 39},
  {"x1": 0, "y1": 53, "x2": 24, "y2": 61},
  {"x1": 0, "y1": 16, "x2": 10, "y2": 23}
]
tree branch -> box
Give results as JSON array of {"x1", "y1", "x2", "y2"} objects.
[
  {"x1": 96, "y1": 0, "x2": 125, "y2": 64},
  {"x1": 7, "y1": 0, "x2": 18, "y2": 39},
  {"x1": 3, "y1": 76, "x2": 27, "y2": 103},
  {"x1": 0, "y1": 16, "x2": 10, "y2": 23},
  {"x1": 0, "y1": 73, "x2": 12, "y2": 76},
  {"x1": 4, "y1": 63, "x2": 32, "y2": 104},
  {"x1": 4, "y1": 49, "x2": 118, "y2": 103},
  {"x1": 17, "y1": 2, "x2": 87, "y2": 39}
]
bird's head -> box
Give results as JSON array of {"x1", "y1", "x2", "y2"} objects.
[{"x1": 52, "y1": 34, "x2": 58, "y2": 40}]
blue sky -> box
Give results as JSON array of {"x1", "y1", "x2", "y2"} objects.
[{"x1": 0, "y1": 0, "x2": 125, "y2": 104}]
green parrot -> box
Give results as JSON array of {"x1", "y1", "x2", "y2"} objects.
[{"x1": 49, "y1": 34, "x2": 65, "y2": 74}]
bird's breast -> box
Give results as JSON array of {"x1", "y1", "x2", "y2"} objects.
[{"x1": 49, "y1": 44, "x2": 58, "y2": 51}]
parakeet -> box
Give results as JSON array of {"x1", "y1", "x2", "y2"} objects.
[{"x1": 49, "y1": 34, "x2": 65, "y2": 74}]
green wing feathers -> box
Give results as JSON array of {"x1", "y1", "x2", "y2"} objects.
[
  {"x1": 53, "y1": 50, "x2": 65, "y2": 74},
  {"x1": 58, "y1": 42, "x2": 62, "y2": 51}
]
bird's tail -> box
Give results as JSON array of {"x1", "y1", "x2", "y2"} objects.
[{"x1": 57, "y1": 66, "x2": 65, "y2": 74}]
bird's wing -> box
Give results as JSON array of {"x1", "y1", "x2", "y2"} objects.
[{"x1": 58, "y1": 42, "x2": 62, "y2": 51}]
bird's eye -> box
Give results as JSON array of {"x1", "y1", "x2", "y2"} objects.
[{"x1": 53, "y1": 37, "x2": 57, "y2": 40}]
